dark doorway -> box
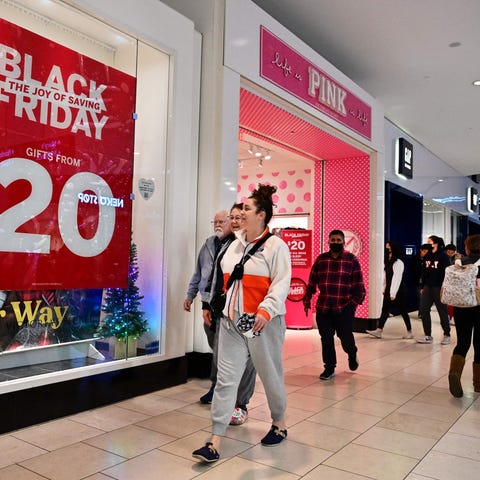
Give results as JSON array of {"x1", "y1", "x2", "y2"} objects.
[{"x1": 384, "y1": 181, "x2": 423, "y2": 312}]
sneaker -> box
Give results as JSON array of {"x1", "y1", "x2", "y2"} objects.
[
  {"x1": 416, "y1": 336, "x2": 433, "y2": 344},
  {"x1": 200, "y1": 385, "x2": 215, "y2": 404},
  {"x1": 320, "y1": 368, "x2": 335, "y2": 380},
  {"x1": 402, "y1": 332, "x2": 414, "y2": 339},
  {"x1": 260, "y1": 425, "x2": 287, "y2": 446},
  {"x1": 441, "y1": 335, "x2": 451, "y2": 345},
  {"x1": 192, "y1": 442, "x2": 220, "y2": 463},
  {"x1": 348, "y1": 353, "x2": 359, "y2": 371},
  {"x1": 366, "y1": 329, "x2": 382, "y2": 339},
  {"x1": 230, "y1": 407, "x2": 248, "y2": 425}
]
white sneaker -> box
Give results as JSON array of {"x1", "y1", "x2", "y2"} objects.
[
  {"x1": 441, "y1": 335, "x2": 451, "y2": 345},
  {"x1": 416, "y1": 336, "x2": 433, "y2": 344},
  {"x1": 366, "y1": 329, "x2": 382, "y2": 338},
  {"x1": 402, "y1": 332, "x2": 414, "y2": 339}
]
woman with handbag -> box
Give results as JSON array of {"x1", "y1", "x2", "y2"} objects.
[
  {"x1": 448, "y1": 234, "x2": 480, "y2": 398},
  {"x1": 193, "y1": 184, "x2": 292, "y2": 463}
]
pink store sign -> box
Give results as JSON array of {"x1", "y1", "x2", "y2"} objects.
[{"x1": 260, "y1": 26, "x2": 371, "y2": 140}]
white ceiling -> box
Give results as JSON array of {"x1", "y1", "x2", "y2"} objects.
[{"x1": 252, "y1": 0, "x2": 480, "y2": 177}]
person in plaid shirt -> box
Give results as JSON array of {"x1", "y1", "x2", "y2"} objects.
[{"x1": 303, "y1": 229, "x2": 366, "y2": 380}]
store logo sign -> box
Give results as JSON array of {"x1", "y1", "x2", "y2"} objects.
[{"x1": 395, "y1": 137, "x2": 413, "y2": 180}]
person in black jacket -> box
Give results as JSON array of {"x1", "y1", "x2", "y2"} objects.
[{"x1": 417, "y1": 235, "x2": 451, "y2": 344}]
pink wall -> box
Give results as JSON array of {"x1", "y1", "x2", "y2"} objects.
[{"x1": 237, "y1": 153, "x2": 371, "y2": 318}]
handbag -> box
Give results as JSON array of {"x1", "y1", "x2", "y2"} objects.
[
  {"x1": 209, "y1": 233, "x2": 272, "y2": 316},
  {"x1": 440, "y1": 258, "x2": 480, "y2": 308}
]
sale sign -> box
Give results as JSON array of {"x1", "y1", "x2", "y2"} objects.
[
  {"x1": 0, "y1": 18, "x2": 136, "y2": 290},
  {"x1": 281, "y1": 230, "x2": 312, "y2": 268}
]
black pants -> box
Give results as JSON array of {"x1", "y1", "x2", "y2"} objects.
[
  {"x1": 453, "y1": 306, "x2": 480, "y2": 363},
  {"x1": 316, "y1": 304, "x2": 357, "y2": 369},
  {"x1": 378, "y1": 290, "x2": 412, "y2": 331},
  {"x1": 419, "y1": 285, "x2": 451, "y2": 337}
]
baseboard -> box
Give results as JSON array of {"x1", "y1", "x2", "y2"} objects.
[{"x1": 0, "y1": 356, "x2": 187, "y2": 434}]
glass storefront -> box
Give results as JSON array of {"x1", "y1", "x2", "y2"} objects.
[{"x1": 0, "y1": 0, "x2": 169, "y2": 383}]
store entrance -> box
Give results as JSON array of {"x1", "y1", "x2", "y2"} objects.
[{"x1": 237, "y1": 88, "x2": 373, "y2": 327}]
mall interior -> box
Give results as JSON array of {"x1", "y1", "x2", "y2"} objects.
[{"x1": 0, "y1": 1, "x2": 479, "y2": 479}]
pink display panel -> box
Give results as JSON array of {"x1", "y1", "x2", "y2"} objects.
[
  {"x1": 260, "y1": 26, "x2": 371, "y2": 140},
  {"x1": 0, "y1": 18, "x2": 136, "y2": 290}
]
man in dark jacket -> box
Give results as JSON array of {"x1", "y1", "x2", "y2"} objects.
[{"x1": 417, "y1": 235, "x2": 451, "y2": 344}]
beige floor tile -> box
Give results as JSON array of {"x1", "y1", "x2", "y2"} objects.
[
  {"x1": 414, "y1": 450, "x2": 480, "y2": 479},
  {"x1": 353, "y1": 426, "x2": 436, "y2": 459},
  {"x1": 378, "y1": 411, "x2": 452, "y2": 440},
  {"x1": 286, "y1": 391, "x2": 337, "y2": 412},
  {"x1": 324, "y1": 443, "x2": 418, "y2": 480},
  {"x1": 413, "y1": 386, "x2": 475, "y2": 409},
  {"x1": 332, "y1": 395, "x2": 398, "y2": 417},
  {"x1": 239, "y1": 439, "x2": 330, "y2": 475},
  {"x1": 0, "y1": 435, "x2": 47, "y2": 469},
  {"x1": 177, "y1": 402, "x2": 213, "y2": 420},
  {"x1": 297, "y1": 383, "x2": 362, "y2": 401},
  {"x1": 191, "y1": 456, "x2": 300, "y2": 479},
  {"x1": 69, "y1": 404, "x2": 150, "y2": 431},
  {"x1": 12, "y1": 418, "x2": 104, "y2": 450},
  {"x1": 283, "y1": 372, "x2": 318, "y2": 387},
  {"x1": 19, "y1": 442, "x2": 124, "y2": 480},
  {"x1": 102, "y1": 449, "x2": 199, "y2": 480},
  {"x1": 308, "y1": 407, "x2": 382, "y2": 433},
  {"x1": 115, "y1": 392, "x2": 189, "y2": 416},
  {"x1": 301, "y1": 464, "x2": 379, "y2": 479},
  {"x1": 433, "y1": 432, "x2": 480, "y2": 461},
  {"x1": 449, "y1": 415, "x2": 480, "y2": 438},
  {"x1": 287, "y1": 420, "x2": 358, "y2": 451},
  {"x1": 396, "y1": 400, "x2": 464, "y2": 423},
  {"x1": 135, "y1": 410, "x2": 212, "y2": 438},
  {"x1": 84, "y1": 424, "x2": 176, "y2": 458},
  {"x1": 353, "y1": 384, "x2": 417, "y2": 405},
  {"x1": 0, "y1": 464, "x2": 47, "y2": 480}
]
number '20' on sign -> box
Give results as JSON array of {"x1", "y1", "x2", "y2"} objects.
[{"x1": 0, "y1": 157, "x2": 121, "y2": 257}]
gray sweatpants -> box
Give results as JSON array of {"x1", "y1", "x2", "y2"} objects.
[{"x1": 211, "y1": 314, "x2": 287, "y2": 436}]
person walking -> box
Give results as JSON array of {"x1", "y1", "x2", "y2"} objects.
[
  {"x1": 303, "y1": 229, "x2": 366, "y2": 380},
  {"x1": 447, "y1": 234, "x2": 480, "y2": 397},
  {"x1": 192, "y1": 184, "x2": 292, "y2": 463},
  {"x1": 366, "y1": 240, "x2": 413, "y2": 339},
  {"x1": 205, "y1": 203, "x2": 257, "y2": 426},
  {"x1": 183, "y1": 210, "x2": 231, "y2": 403},
  {"x1": 416, "y1": 235, "x2": 451, "y2": 345}
]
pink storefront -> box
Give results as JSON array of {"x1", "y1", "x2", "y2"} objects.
[{"x1": 223, "y1": 0, "x2": 385, "y2": 329}]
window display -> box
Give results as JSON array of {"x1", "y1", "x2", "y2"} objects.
[{"x1": 0, "y1": 0, "x2": 168, "y2": 381}]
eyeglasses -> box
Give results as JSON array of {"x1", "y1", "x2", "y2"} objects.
[
  {"x1": 210, "y1": 220, "x2": 227, "y2": 225},
  {"x1": 228, "y1": 215, "x2": 242, "y2": 221}
]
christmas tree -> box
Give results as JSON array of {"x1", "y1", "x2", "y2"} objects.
[{"x1": 97, "y1": 242, "x2": 148, "y2": 341}]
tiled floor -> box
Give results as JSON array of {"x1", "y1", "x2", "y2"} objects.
[{"x1": 1, "y1": 313, "x2": 479, "y2": 480}]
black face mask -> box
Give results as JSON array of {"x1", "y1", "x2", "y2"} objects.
[{"x1": 329, "y1": 243, "x2": 343, "y2": 253}]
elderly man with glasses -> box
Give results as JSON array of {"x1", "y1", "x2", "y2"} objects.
[{"x1": 184, "y1": 210, "x2": 233, "y2": 402}]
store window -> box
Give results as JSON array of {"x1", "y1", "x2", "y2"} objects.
[{"x1": 0, "y1": 0, "x2": 169, "y2": 383}]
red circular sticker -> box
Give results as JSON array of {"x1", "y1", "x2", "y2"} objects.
[{"x1": 287, "y1": 277, "x2": 307, "y2": 302}]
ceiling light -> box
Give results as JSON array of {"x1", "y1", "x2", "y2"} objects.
[
  {"x1": 473, "y1": 80, "x2": 480, "y2": 86},
  {"x1": 247, "y1": 144, "x2": 254, "y2": 155},
  {"x1": 255, "y1": 150, "x2": 262, "y2": 157},
  {"x1": 258, "y1": 158, "x2": 263, "y2": 167},
  {"x1": 264, "y1": 150, "x2": 271, "y2": 160}
]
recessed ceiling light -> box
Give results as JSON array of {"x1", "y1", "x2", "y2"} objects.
[{"x1": 473, "y1": 80, "x2": 480, "y2": 86}]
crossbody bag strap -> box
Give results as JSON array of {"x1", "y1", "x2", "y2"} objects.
[{"x1": 225, "y1": 232, "x2": 273, "y2": 290}]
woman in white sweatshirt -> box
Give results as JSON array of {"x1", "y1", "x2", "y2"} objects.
[
  {"x1": 193, "y1": 184, "x2": 292, "y2": 463},
  {"x1": 366, "y1": 240, "x2": 413, "y2": 339}
]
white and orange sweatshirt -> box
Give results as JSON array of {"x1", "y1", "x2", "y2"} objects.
[{"x1": 221, "y1": 228, "x2": 292, "y2": 321}]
